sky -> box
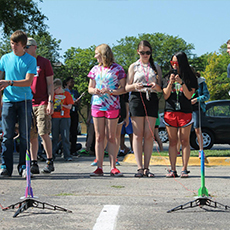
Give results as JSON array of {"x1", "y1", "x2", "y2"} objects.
[{"x1": 36, "y1": 0, "x2": 229, "y2": 61}]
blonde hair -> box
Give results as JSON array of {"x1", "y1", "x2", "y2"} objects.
[
  {"x1": 53, "y1": 78, "x2": 62, "y2": 88},
  {"x1": 96, "y1": 44, "x2": 115, "y2": 67}
]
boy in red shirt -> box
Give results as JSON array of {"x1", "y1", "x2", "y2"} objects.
[{"x1": 52, "y1": 78, "x2": 74, "y2": 161}]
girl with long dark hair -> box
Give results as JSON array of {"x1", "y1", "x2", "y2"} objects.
[
  {"x1": 125, "y1": 40, "x2": 162, "y2": 177},
  {"x1": 163, "y1": 51, "x2": 198, "y2": 178}
]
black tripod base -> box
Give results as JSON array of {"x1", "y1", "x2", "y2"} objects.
[
  {"x1": 3, "y1": 198, "x2": 72, "y2": 218},
  {"x1": 167, "y1": 197, "x2": 230, "y2": 213}
]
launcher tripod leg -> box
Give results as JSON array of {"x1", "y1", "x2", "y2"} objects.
[{"x1": 3, "y1": 198, "x2": 72, "y2": 218}]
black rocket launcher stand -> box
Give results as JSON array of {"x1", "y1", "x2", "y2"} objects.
[
  {"x1": 167, "y1": 150, "x2": 230, "y2": 213},
  {"x1": 2, "y1": 95, "x2": 72, "y2": 218}
]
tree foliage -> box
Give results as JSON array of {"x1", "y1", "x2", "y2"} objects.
[
  {"x1": 112, "y1": 33, "x2": 195, "y2": 75},
  {"x1": 28, "y1": 32, "x2": 62, "y2": 64},
  {"x1": 202, "y1": 52, "x2": 230, "y2": 100},
  {"x1": 0, "y1": 31, "x2": 62, "y2": 64},
  {"x1": 0, "y1": 0, "x2": 47, "y2": 36},
  {"x1": 58, "y1": 47, "x2": 97, "y2": 113}
]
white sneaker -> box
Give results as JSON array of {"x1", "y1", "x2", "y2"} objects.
[{"x1": 22, "y1": 169, "x2": 34, "y2": 179}]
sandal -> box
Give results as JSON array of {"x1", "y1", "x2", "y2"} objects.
[
  {"x1": 180, "y1": 170, "x2": 190, "y2": 178},
  {"x1": 166, "y1": 170, "x2": 178, "y2": 178},
  {"x1": 134, "y1": 168, "x2": 144, "y2": 177},
  {"x1": 143, "y1": 168, "x2": 154, "y2": 177}
]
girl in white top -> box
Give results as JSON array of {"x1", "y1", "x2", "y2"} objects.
[{"x1": 125, "y1": 40, "x2": 162, "y2": 177}]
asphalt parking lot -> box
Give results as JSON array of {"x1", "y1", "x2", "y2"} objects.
[
  {"x1": 1, "y1": 135, "x2": 230, "y2": 230},
  {"x1": 1, "y1": 148, "x2": 230, "y2": 230}
]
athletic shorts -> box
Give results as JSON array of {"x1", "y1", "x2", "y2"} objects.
[
  {"x1": 121, "y1": 117, "x2": 133, "y2": 135},
  {"x1": 163, "y1": 111, "x2": 193, "y2": 128},
  {"x1": 91, "y1": 109, "x2": 119, "y2": 119},
  {"x1": 129, "y1": 92, "x2": 158, "y2": 117},
  {"x1": 30, "y1": 105, "x2": 52, "y2": 140}
]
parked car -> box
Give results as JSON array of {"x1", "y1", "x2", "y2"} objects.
[
  {"x1": 158, "y1": 113, "x2": 168, "y2": 143},
  {"x1": 158, "y1": 100, "x2": 230, "y2": 149}
]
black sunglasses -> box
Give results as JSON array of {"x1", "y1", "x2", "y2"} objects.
[
  {"x1": 25, "y1": 45, "x2": 34, "y2": 49},
  {"x1": 139, "y1": 51, "x2": 152, "y2": 55}
]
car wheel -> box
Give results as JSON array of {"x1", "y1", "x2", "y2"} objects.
[
  {"x1": 158, "y1": 128, "x2": 168, "y2": 143},
  {"x1": 190, "y1": 129, "x2": 214, "y2": 150}
]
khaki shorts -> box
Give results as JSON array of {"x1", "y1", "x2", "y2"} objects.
[{"x1": 30, "y1": 105, "x2": 52, "y2": 140}]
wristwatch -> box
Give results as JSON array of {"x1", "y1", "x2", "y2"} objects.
[
  {"x1": 48, "y1": 100, "x2": 54, "y2": 103},
  {"x1": 109, "y1": 90, "x2": 113, "y2": 95},
  {"x1": 11, "y1": 80, "x2": 14, "y2": 86},
  {"x1": 181, "y1": 81, "x2": 184, "y2": 86}
]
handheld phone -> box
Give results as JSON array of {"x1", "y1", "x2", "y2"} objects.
[
  {"x1": 171, "y1": 69, "x2": 177, "y2": 75},
  {"x1": 142, "y1": 84, "x2": 152, "y2": 88}
]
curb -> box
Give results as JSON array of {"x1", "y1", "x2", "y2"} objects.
[{"x1": 123, "y1": 154, "x2": 230, "y2": 166}]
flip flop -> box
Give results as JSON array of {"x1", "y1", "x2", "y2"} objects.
[{"x1": 180, "y1": 170, "x2": 190, "y2": 178}]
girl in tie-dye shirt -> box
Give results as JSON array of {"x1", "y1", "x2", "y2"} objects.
[
  {"x1": 88, "y1": 44, "x2": 126, "y2": 177},
  {"x1": 88, "y1": 63, "x2": 125, "y2": 111}
]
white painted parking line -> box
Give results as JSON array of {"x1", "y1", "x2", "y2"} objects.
[{"x1": 93, "y1": 205, "x2": 120, "y2": 230}]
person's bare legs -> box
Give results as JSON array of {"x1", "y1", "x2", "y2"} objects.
[
  {"x1": 195, "y1": 127, "x2": 203, "y2": 150},
  {"x1": 180, "y1": 125, "x2": 192, "y2": 171},
  {"x1": 128, "y1": 133, "x2": 133, "y2": 151},
  {"x1": 40, "y1": 133, "x2": 52, "y2": 159},
  {"x1": 106, "y1": 118, "x2": 119, "y2": 169},
  {"x1": 115, "y1": 123, "x2": 123, "y2": 158},
  {"x1": 131, "y1": 117, "x2": 144, "y2": 170},
  {"x1": 154, "y1": 128, "x2": 163, "y2": 151},
  {"x1": 143, "y1": 117, "x2": 156, "y2": 169},
  {"x1": 166, "y1": 126, "x2": 178, "y2": 172},
  {"x1": 30, "y1": 137, "x2": 39, "y2": 161},
  {"x1": 177, "y1": 128, "x2": 181, "y2": 153},
  {"x1": 93, "y1": 117, "x2": 105, "y2": 168}
]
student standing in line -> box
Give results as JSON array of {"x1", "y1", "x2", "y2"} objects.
[
  {"x1": 125, "y1": 40, "x2": 162, "y2": 178},
  {"x1": 191, "y1": 71, "x2": 210, "y2": 158},
  {"x1": 64, "y1": 77, "x2": 81, "y2": 156},
  {"x1": 25, "y1": 37, "x2": 55, "y2": 174},
  {"x1": 88, "y1": 44, "x2": 126, "y2": 177},
  {"x1": 52, "y1": 78, "x2": 74, "y2": 161},
  {"x1": 163, "y1": 51, "x2": 198, "y2": 178},
  {"x1": 0, "y1": 30, "x2": 36, "y2": 178}
]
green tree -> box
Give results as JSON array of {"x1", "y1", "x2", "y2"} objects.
[
  {"x1": 189, "y1": 53, "x2": 211, "y2": 72},
  {"x1": 61, "y1": 46, "x2": 97, "y2": 122},
  {"x1": 202, "y1": 52, "x2": 230, "y2": 100},
  {"x1": 28, "y1": 32, "x2": 62, "y2": 64},
  {"x1": 0, "y1": 32, "x2": 62, "y2": 64},
  {"x1": 0, "y1": 0, "x2": 47, "y2": 36},
  {"x1": 112, "y1": 33, "x2": 195, "y2": 75}
]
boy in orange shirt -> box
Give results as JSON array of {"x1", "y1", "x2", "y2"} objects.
[{"x1": 52, "y1": 78, "x2": 74, "y2": 161}]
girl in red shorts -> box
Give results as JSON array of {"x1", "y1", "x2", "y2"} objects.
[{"x1": 163, "y1": 52, "x2": 198, "y2": 178}]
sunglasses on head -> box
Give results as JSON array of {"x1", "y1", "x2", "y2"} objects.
[
  {"x1": 139, "y1": 51, "x2": 152, "y2": 55},
  {"x1": 170, "y1": 61, "x2": 179, "y2": 66}
]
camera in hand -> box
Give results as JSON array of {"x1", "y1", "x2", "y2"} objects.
[
  {"x1": 171, "y1": 69, "x2": 177, "y2": 75},
  {"x1": 142, "y1": 84, "x2": 151, "y2": 88}
]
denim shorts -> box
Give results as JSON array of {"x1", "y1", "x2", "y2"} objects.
[{"x1": 192, "y1": 110, "x2": 202, "y2": 128}]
